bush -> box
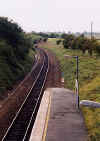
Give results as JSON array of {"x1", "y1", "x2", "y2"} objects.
[
  {"x1": 0, "y1": 17, "x2": 34, "y2": 59},
  {"x1": 43, "y1": 38, "x2": 48, "y2": 42},
  {"x1": 95, "y1": 44, "x2": 100, "y2": 56},
  {"x1": 63, "y1": 34, "x2": 99, "y2": 56},
  {"x1": 0, "y1": 17, "x2": 23, "y2": 47},
  {"x1": 56, "y1": 40, "x2": 62, "y2": 45},
  {"x1": 63, "y1": 34, "x2": 75, "y2": 49},
  {"x1": 0, "y1": 17, "x2": 35, "y2": 96}
]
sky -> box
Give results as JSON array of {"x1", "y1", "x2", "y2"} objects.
[{"x1": 0, "y1": 0, "x2": 100, "y2": 33}]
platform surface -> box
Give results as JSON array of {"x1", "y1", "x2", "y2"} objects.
[{"x1": 45, "y1": 88, "x2": 88, "y2": 141}]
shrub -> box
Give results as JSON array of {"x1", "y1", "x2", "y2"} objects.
[
  {"x1": 56, "y1": 40, "x2": 62, "y2": 45},
  {"x1": 0, "y1": 17, "x2": 23, "y2": 47},
  {"x1": 95, "y1": 44, "x2": 100, "y2": 56},
  {"x1": 43, "y1": 38, "x2": 48, "y2": 42},
  {"x1": 0, "y1": 17, "x2": 35, "y2": 95}
]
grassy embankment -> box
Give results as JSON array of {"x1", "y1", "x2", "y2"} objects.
[
  {"x1": 0, "y1": 40, "x2": 35, "y2": 99},
  {"x1": 0, "y1": 32, "x2": 42, "y2": 99},
  {"x1": 42, "y1": 38, "x2": 100, "y2": 141}
]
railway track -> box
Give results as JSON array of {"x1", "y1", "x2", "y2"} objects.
[
  {"x1": 2, "y1": 48, "x2": 49, "y2": 141},
  {"x1": 0, "y1": 48, "x2": 44, "y2": 140}
]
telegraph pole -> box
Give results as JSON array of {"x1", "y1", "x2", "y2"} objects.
[{"x1": 91, "y1": 22, "x2": 93, "y2": 40}]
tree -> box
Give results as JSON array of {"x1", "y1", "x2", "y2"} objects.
[
  {"x1": 91, "y1": 40, "x2": 100, "y2": 56},
  {"x1": 0, "y1": 17, "x2": 23, "y2": 47},
  {"x1": 61, "y1": 33, "x2": 67, "y2": 39},
  {"x1": 95, "y1": 44, "x2": 100, "y2": 56},
  {"x1": 38, "y1": 32, "x2": 48, "y2": 38},
  {"x1": 63, "y1": 34, "x2": 75, "y2": 49},
  {"x1": 0, "y1": 17, "x2": 33, "y2": 60},
  {"x1": 77, "y1": 36, "x2": 88, "y2": 54},
  {"x1": 43, "y1": 38, "x2": 48, "y2": 42},
  {"x1": 56, "y1": 40, "x2": 62, "y2": 45}
]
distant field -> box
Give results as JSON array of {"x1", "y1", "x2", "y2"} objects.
[
  {"x1": 42, "y1": 38, "x2": 100, "y2": 141},
  {"x1": 85, "y1": 34, "x2": 100, "y2": 40}
]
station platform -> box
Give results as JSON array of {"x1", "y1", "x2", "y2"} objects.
[{"x1": 29, "y1": 88, "x2": 88, "y2": 141}]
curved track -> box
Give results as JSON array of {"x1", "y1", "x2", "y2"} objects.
[{"x1": 2, "y1": 48, "x2": 49, "y2": 141}]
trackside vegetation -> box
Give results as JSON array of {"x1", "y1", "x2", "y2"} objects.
[
  {"x1": 0, "y1": 17, "x2": 40, "y2": 99},
  {"x1": 58, "y1": 33, "x2": 100, "y2": 56},
  {"x1": 42, "y1": 38, "x2": 100, "y2": 141}
]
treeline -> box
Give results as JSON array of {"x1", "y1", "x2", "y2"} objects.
[
  {"x1": 38, "y1": 32, "x2": 60, "y2": 38},
  {"x1": 57, "y1": 33, "x2": 100, "y2": 56},
  {"x1": 0, "y1": 17, "x2": 34, "y2": 60},
  {"x1": 30, "y1": 31, "x2": 62, "y2": 40},
  {"x1": 27, "y1": 32, "x2": 48, "y2": 45},
  {"x1": 0, "y1": 17, "x2": 36, "y2": 96}
]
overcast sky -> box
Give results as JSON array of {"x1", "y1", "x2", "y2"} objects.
[{"x1": 0, "y1": 0, "x2": 100, "y2": 33}]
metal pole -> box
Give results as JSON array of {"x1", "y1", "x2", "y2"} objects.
[
  {"x1": 64, "y1": 55, "x2": 79, "y2": 109},
  {"x1": 76, "y1": 56, "x2": 78, "y2": 81},
  {"x1": 91, "y1": 22, "x2": 93, "y2": 40},
  {"x1": 76, "y1": 56, "x2": 79, "y2": 109}
]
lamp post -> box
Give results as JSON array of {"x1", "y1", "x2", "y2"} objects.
[
  {"x1": 64, "y1": 55, "x2": 79, "y2": 109},
  {"x1": 64, "y1": 55, "x2": 100, "y2": 109}
]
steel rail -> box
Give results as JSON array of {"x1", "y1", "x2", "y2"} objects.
[
  {"x1": 2, "y1": 49, "x2": 45, "y2": 140},
  {"x1": 2, "y1": 49, "x2": 49, "y2": 141},
  {"x1": 23, "y1": 49, "x2": 49, "y2": 141}
]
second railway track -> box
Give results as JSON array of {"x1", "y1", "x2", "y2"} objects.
[{"x1": 2, "y1": 48, "x2": 49, "y2": 141}]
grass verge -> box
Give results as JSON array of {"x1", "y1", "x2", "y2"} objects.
[{"x1": 42, "y1": 39, "x2": 100, "y2": 141}]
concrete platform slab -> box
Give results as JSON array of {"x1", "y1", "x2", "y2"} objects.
[
  {"x1": 29, "y1": 88, "x2": 88, "y2": 141},
  {"x1": 45, "y1": 88, "x2": 88, "y2": 141}
]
